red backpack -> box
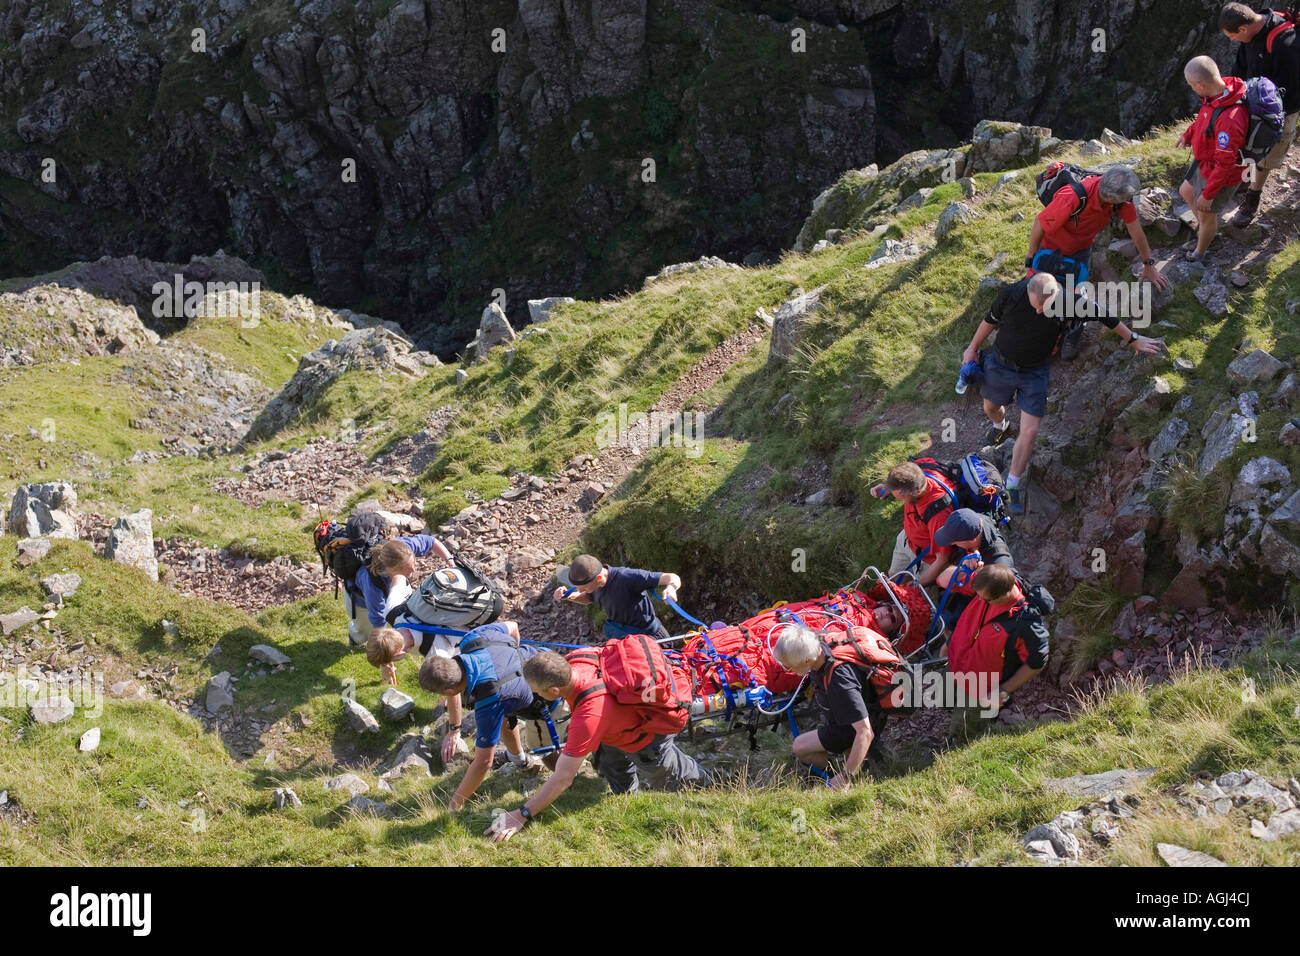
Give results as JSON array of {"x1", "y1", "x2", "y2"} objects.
[
  {"x1": 1266, "y1": 8, "x2": 1300, "y2": 52},
  {"x1": 567, "y1": 634, "x2": 691, "y2": 736},
  {"x1": 820, "y1": 626, "x2": 906, "y2": 710}
]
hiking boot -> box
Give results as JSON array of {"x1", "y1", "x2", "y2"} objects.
[
  {"x1": 1007, "y1": 485, "x2": 1026, "y2": 516},
  {"x1": 1060, "y1": 323, "x2": 1084, "y2": 362},
  {"x1": 1229, "y1": 189, "x2": 1262, "y2": 229},
  {"x1": 984, "y1": 420, "x2": 1013, "y2": 446}
]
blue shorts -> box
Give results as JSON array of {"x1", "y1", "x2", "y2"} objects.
[{"x1": 982, "y1": 350, "x2": 1050, "y2": 418}]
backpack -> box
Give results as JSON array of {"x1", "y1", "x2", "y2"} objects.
[
  {"x1": 1265, "y1": 7, "x2": 1300, "y2": 54},
  {"x1": 458, "y1": 628, "x2": 523, "y2": 705},
  {"x1": 395, "y1": 558, "x2": 504, "y2": 629},
  {"x1": 566, "y1": 634, "x2": 691, "y2": 739},
  {"x1": 1208, "y1": 76, "x2": 1285, "y2": 165},
  {"x1": 986, "y1": 577, "x2": 1056, "y2": 638},
  {"x1": 312, "y1": 512, "x2": 395, "y2": 593},
  {"x1": 911, "y1": 454, "x2": 1010, "y2": 527},
  {"x1": 820, "y1": 626, "x2": 907, "y2": 711},
  {"x1": 1034, "y1": 162, "x2": 1104, "y2": 226}
]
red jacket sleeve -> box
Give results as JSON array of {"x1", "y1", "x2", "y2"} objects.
[{"x1": 1203, "y1": 106, "x2": 1249, "y2": 200}]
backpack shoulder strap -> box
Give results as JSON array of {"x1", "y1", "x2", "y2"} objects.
[
  {"x1": 1267, "y1": 21, "x2": 1295, "y2": 54},
  {"x1": 572, "y1": 680, "x2": 606, "y2": 708},
  {"x1": 1067, "y1": 178, "x2": 1088, "y2": 223}
]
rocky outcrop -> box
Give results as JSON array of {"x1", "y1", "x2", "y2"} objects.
[
  {"x1": 0, "y1": 2, "x2": 1225, "y2": 351},
  {"x1": 0, "y1": 285, "x2": 159, "y2": 367},
  {"x1": 246, "y1": 326, "x2": 439, "y2": 441}
]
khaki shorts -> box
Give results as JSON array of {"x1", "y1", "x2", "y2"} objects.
[
  {"x1": 1259, "y1": 111, "x2": 1299, "y2": 171},
  {"x1": 1185, "y1": 161, "x2": 1240, "y2": 213}
]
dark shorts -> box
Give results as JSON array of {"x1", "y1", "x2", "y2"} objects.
[
  {"x1": 982, "y1": 350, "x2": 1050, "y2": 418},
  {"x1": 817, "y1": 709, "x2": 888, "y2": 756}
]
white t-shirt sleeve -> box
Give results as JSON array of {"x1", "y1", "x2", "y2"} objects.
[{"x1": 383, "y1": 576, "x2": 414, "y2": 621}]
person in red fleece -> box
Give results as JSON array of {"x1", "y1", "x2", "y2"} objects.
[
  {"x1": 944, "y1": 564, "x2": 1051, "y2": 739},
  {"x1": 1178, "y1": 56, "x2": 1251, "y2": 261},
  {"x1": 871, "y1": 461, "x2": 956, "y2": 588}
]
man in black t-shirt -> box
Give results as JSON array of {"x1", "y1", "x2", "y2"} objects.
[
  {"x1": 961, "y1": 274, "x2": 1160, "y2": 513},
  {"x1": 772, "y1": 625, "x2": 888, "y2": 791}
]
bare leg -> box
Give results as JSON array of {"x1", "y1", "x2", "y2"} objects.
[{"x1": 1008, "y1": 412, "x2": 1042, "y2": 482}]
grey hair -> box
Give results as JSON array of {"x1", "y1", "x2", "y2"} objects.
[
  {"x1": 1184, "y1": 55, "x2": 1222, "y2": 86},
  {"x1": 1027, "y1": 272, "x2": 1060, "y2": 298},
  {"x1": 772, "y1": 625, "x2": 821, "y2": 669},
  {"x1": 1098, "y1": 165, "x2": 1140, "y2": 204}
]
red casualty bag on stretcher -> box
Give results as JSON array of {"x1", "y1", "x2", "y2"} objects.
[{"x1": 680, "y1": 587, "x2": 931, "y2": 696}]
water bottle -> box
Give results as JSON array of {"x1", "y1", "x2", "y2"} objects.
[{"x1": 955, "y1": 372, "x2": 968, "y2": 396}]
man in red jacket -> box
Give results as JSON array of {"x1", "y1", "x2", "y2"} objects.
[
  {"x1": 1028, "y1": 165, "x2": 1169, "y2": 360},
  {"x1": 871, "y1": 461, "x2": 956, "y2": 588},
  {"x1": 486, "y1": 649, "x2": 713, "y2": 843},
  {"x1": 944, "y1": 565, "x2": 1051, "y2": 740},
  {"x1": 1178, "y1": 55, "x2": 1251, "y2": 261}
]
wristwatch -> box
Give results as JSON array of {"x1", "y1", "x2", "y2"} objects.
[
  {"x1": 518, "y1": 804, "x2": 534, "y2": 826},
  {"x1": 1143, "y1": 257, "x2": 1155, "y2": 266},
  {"x1": 448, "y1": 724, "x2": 462, "y2": 733},
  {"x1": 1024, "y1": 255, "x2": 1035, "y2": 269}
]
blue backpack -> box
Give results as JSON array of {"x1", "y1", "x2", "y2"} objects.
[{"x1": 912, "y1": 454, "x2": 1011, "y2": 527}]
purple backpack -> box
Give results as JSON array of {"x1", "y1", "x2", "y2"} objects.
[{"x1": 1210, "y1": 77, "x2": 1285, "y2": 163}]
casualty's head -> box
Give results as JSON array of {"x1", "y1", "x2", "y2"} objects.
[
  {"x1": 1184, "y1": 55, "x2": 1227, "y2": 99},
  {"x1": 366, "y1": 627, "x2": 407, "y2": 668},
  {"x1": 972, "y1": 564, "x2": 1018, "y2": 604},
  {"x1": 1097, "y1": 166, "x2": 1140, "y2": 206},
  {"x1": 772, "y1": 624, "x2": 823, "y2": 675},
  {"x1": 1027, "y1": 272, "x2": 1060, "y2": 316},
  {"x1": 370, "y1": 539, "x2": 417, "y2": 580},
  {"x1": 523, "y1": 650, "x2": 573, "y2": 700},
  {"x1": 870, "y1": 602, "x2": 903, "y2": 637},
  {"x1": 1219, "y1": 3, "x2": 1264, "y2": 42},
  {"x1": 557, "y1": 554, "x2": 608, "y2": 595},
  {"x1": 884, "y1": 462, "x2": 929, "y2": 503},
  {"x1": 419, "y1": 655, "x2": 467, "y2": 696}
]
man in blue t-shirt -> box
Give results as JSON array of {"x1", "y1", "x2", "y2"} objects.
[
  {"x1": 553, "y1": 553, "x2": 682, "y2": 640},
  {"x1": 418, "y1": 620, "x2": 552, "y2": 810}
]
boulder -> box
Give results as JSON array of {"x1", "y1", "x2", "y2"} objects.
[
  {"x1": 1229, "y1": 457, "x2": 1291, "y2": 507},
  {"x1": 8, "y1": 482, "x2": 78, "y2": 539},
  {"x1": 1162, "y1": 556, "x2": 1213, "y2": 609},
  {"x1": 804, "y1": 488, "x2": 832, "y2": 507},
  {"x1": 1198, "y1": 413, "x2": 1254, "y2": 477},
  {"x1": 863, "y1": 239, "x2": 929, "y2": 270},
  {"x1": 1271, "y1": 489, "x2": 1300, "y2": 532},
  {"x1": 248, "y1": 644, "x2": 291, "y2": 667},
  {"x1": 768, "y1": 285, "x2": 827, "y2": 364},
  {"x1": 105, "y1": 509, "x2": 159, "y2": 581},
  {"x1": 526, "y1": 297, "x2": 574, "y2": 324},
  {"x1": 1147, "y1": 416, "x2": 1189, "y2": 464},
  {"x1": 1157, "y1": 843, "x2": 1227, "y2": 867},
  {"x1": 1022, "y1": 821, "x2": 1080, "y2": 864},
  {"x1": 273, "y1": 788, "x2": 302, "y2": 808},
  {"x1": 1043, "y1": 767, "x2": 1158, "y2": 799},
  {"x1": 935, "y1": 201, "x2": 977, "y2": 241},
  {"x1": 324, "y1": 773, "x2": 369, "y2": 796},
  {"x1": 345, "y1": 794, "x2": 395, "y2": 818},
  {"x1": 31, "y1": 696, "x2": 75, "y2": 724},
  {"x1": 965, "y1": 120, "x2": 1052, "y2": 173},
  {"x1": 205, "y1": 672, "x2": 234, "y2": 713},
  {"x1": 473, "y1": 302, "x2": 515, "y2": 363},
  {"x1": 0, "y1": 607, "x2": 40, "y2": 636},
  {"x1": 343, "y1": 697, "x2": 380, "y2": 734},
  {"x1": 1227, "y1": 348, "x2": 1286, "y2": 387},
  {"x1": 78, "y1": 727, "x2": 101, "y2": 752},
  {"x1": 381, "y1": 687, "x2": 415, "y2": 721},
  {"x1": 1193, "y1": 275, "x2": 1229, "y2": 317},
  {"x1": 15, "y1": 538, "x2": 52, "y2": 566},
  {"x1": 39, "y1": 573, "x2": 82, "y2": 598}
]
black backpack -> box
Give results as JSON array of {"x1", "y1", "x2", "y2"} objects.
[
  {"x1": 312, "y1": 512, "x2": 395, "y2": 593},
  {"x1": 1034, "y1": 162, "x2": 1104, "y2": 226}
]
